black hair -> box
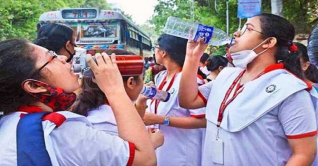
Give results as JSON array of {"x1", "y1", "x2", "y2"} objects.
[
  {"x1": 294, "y1": 42, "x2": 318, "y2": 83},
  {"x1": 206, "y1": 56, "x2": 228, "y2": 72},
  {"x1": 200, "y1": 53, "x2": 210, "y2": 63},
  {"x1": 256, "y1": 13, "x2": 304, "y2": 79},
  {"x1": 0, "y1": 39, "x2": 43, "y2": 116},
  {"x1": 157, "y1": 34, "x2": 188, "y2": 67},
  {"x1": 197, "y1": 68, "x2": 207, "y2": 79},
  {"x1": 34, "y1": 23, "x2": 74, "y2": 54},
  {"x1": 72, "y1": 49, "x2": 141, "y2": 116}
]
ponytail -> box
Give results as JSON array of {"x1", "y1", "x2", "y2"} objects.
[{"x1": 282, "y1": 49, "x2": 305, "y2": 79}]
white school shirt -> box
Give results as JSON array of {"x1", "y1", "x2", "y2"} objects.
[
  {"x1": 198, "y1": 67, "x2": 317, "y2": 166},
  {"x1": 147, "y1": 70, "x2": 206, "y2": 166},
  {"x1": 0, "y1": 111, "x2": 134, "y2": 166},
  {"x1": 87, "y1": 105, "x2": 119, "y2": 135}
]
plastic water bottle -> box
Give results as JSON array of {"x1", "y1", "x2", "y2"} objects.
[
  {"x1": 163, "y1": 16, "x2": 231, "y2": 46},
  {"x1": 141, "y1": 86, "x2": 170, "y2": 102}
]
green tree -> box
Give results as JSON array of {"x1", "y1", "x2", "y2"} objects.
[
  {"x1": 151, "y1": 0, "x2": 196, "y2": 33},
  {"x1": 139, "y1": 22, "x2": 160, "y2": 44},
  {"x1": 151, "y1": 0, "x2": 318, "y2": 35},
  {"x1": 151, "y1": 0, "x2": 240, "y2": 35},
  {"x1": 81, "y1": 0, "x2": 111, "y2": 9},
  {"x1": 0, "y1": 0, "x2": 46, "y2": 40}
]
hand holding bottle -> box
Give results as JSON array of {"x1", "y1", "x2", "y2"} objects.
[
  {"x1": 140, "y1": 86, "x2": 170, "y2": 102},
  {"x1": 186, "y1": 35, "x2": 209, "y2": 59},
  {"x1": 163, "y1": 16, "x2": 231, "y2": 46}
]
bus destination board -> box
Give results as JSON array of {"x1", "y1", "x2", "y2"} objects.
[{"x1": 62, "y1": 9, "x2": 97, "y2": 19}]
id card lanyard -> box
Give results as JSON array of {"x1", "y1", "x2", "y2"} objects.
[
  {"x1": 215, "y1": 69, "x2": 267, "y2": 139},
  {"x1": 216, "y1": 70, "x2": 245, "y2": 139},
  {"x1": 150, "y1": 69, "x2": 181, "y2": 129}
]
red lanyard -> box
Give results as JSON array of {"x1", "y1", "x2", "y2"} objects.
[
  {"x1": 216, "y1": 69, "x2": 270, "y2": 127},
  {"x1": 217, "y1": 70, "x2": 245, "y2": 127},
  {"x1": 151, "y1": 70, "x2": 180, "y2": 114}
]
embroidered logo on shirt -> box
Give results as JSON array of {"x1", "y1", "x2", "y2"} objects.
[{"x1": 265, "y1": 84, "x2": 276, "y2": 93}]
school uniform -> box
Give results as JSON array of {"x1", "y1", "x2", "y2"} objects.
[
  {"x1": 0, "y1": 111, "x2": 135, "y2": 166},
  {"x1": 87, "y1": 105, "x2": 119, "y2": 135},
  {"x1": 148, "y1": 70, "x2": 206, "y2": 166},
  {"x1": 197, "y1": 65, "x2": 317, "y2": 166}
]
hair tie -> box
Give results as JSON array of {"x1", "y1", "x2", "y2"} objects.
[{"x1": 289, "y1": 44, "x2": 298, "y2": 52}]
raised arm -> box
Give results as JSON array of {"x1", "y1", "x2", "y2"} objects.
[
  {"x1": 88, "y1": 53, "x2": 156, "y2": 166},
  {"x1": 179, "y1": 39, "x2": 208, "y2": 109}
]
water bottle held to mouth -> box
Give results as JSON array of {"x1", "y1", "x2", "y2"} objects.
[{"x1": 163, "y1": 16, "x2": 231, "y2": 46}]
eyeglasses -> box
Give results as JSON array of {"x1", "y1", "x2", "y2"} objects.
[
  {"x1": 240, "y1": 24, "x2": 264, "y2": 36},
  {"x1": 152, "y1": 46, "x2": 160, "y2": 52},
  {"x1": 37, "y1": 51, "x2": 60, "y2": 72}
]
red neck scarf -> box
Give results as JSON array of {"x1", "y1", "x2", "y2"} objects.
[{"x1": 20, "y1": 80, "x2": 76, "y2": 112}]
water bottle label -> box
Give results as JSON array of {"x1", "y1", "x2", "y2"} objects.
[
  {"x1": 194, "y1": 24, "x2": 214, "y2": 44},
  {"x1": 148, "y1": 87, "x2": 157, "y2": 98}
]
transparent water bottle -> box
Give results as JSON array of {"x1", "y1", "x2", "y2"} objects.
[
  {"x1": 141, "y1": 86, "x2": 170, "y2": 102},
  {"x1": 163, "y1": 16, "x2": 231, "y2": 46}
]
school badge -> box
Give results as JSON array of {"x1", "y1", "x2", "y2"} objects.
[{"x1": 265, "y1": 84, "x2": 276, "y2": 93}]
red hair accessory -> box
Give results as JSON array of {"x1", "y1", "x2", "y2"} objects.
[{"x1": 289, "y1": 44, "x2": 298, "y2": 52}]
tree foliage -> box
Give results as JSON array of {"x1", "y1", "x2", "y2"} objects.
[
  {"x1": 151, "y1": 0, "x2": 318, "y2": 36},
  {"x1": 0, "y1": 0, "x2": 111, "y2": 40}
]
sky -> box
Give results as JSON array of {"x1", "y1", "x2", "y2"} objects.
[{"x1": 106, "y1": 0, "x2": 158, "y2": 25}]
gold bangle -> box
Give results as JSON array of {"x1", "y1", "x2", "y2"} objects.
[{"x1": 134, "y1": 103, "x2": 148, "y2": 110}]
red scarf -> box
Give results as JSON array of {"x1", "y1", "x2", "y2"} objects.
[{"x1": 20, "y1": 80, "x2": 76, "y2": 111}]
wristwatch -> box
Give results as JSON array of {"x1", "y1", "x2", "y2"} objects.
[{"x1": 163, "y1": 116, "x2": 170, "y2": 126}]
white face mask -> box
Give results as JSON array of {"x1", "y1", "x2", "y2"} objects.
[{"x1": 231, "y1": 39, "x2": 269, "y2": 69}]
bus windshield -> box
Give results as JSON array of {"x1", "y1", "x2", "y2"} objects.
[
  {"x1": 81, "y1": 22, "x2": 118, "y2": 38},
  {"x1": 63, "y1": 21, "x2": 120, "y2": 44}
]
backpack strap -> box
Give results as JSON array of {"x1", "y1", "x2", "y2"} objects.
[{"x1": 17, "y1": 112, "x2": 66, "y2": 166}]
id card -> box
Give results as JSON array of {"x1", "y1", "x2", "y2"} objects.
[{"x1": 211, "y1": 139, "x2": 224, "y2": 164}]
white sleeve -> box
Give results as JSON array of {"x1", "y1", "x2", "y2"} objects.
[
  {"x1": 278, "y1": 90, "x2": 317, "y2": 139},
  {"x1": 51, "y1": 121, "x2": 135, "y2": 166},
  {"x1": 189, "y1": 107, "x2": 206, "y2": 118},
  {"x1": 198, "y1": 80, "x2": 213, "y2": 106}
]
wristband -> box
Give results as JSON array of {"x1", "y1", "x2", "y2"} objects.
[{"x1": 134, "y1": 103, "x2": 148, "y2": 110}]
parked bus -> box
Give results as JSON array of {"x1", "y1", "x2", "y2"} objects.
[{"x1": 38, "y1": 8, "x2": 152, "y2": 57}]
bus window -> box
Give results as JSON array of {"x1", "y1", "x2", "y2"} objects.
[{"x1": 81, "y1": 23, "x2": 118, "y2": 38}]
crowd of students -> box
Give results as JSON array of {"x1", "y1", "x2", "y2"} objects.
[{"x1": 1, "y1": 13, "x2": 318, "y2": 166}]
